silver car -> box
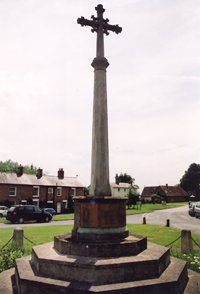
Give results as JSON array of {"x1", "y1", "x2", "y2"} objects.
[
  {"x1": 0, "y1": 206, "x2": 8, "y2": 217},
  {"x1": 194, "y1": 202, "x2": 200, "y2": 218}
]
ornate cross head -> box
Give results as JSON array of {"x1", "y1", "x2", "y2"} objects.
[{"x1": 77, "y1": 4, "x2": 122, "y2": 35}]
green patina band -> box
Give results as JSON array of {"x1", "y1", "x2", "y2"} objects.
[{"x1": 77, "y1": 226, "x2": 128, "y2": 235}]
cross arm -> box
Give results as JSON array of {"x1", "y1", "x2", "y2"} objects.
[
  {"x1": 77, "y1": 16, "x2": 95, "y2": 29},
  {"x1": 103, "y1": 23, "x2": 122, "y2": 35}
]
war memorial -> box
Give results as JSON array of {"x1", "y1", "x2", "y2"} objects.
[{"x1": 0, "y1": 4, "x2": 199, "y2": 293}]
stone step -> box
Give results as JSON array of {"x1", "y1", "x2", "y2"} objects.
[
  {"x1": 30, "y1": 242, "x2": 170, "y2": 284},
  {"x1": 15, "y1": 255, "x2": 188, "y2": 294},
  {"x1": 54, "y1": 233, "x2": 147, "y2": 257}
]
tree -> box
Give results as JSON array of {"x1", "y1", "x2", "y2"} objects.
[
  {"x1": 115, "y1": 172, "x2": 139, "y2": 189},
  {"x1": 0, "y1": 160, "x2": 38, "y2": 175},
  {"x1": 115, "y1": 173, "x2": 134, "y2": 185},
  {"x1": 180, "y1": 163, "x2": 200, "y2": 200},
  {"x1": 127, "y1": 187, "x2": 140, "y2": 209}
]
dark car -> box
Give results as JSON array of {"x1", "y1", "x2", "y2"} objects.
[
  {"x1": 43, "y1": 208, "x2": 56, "y2": 216},
  {"x1": 6, "y1": 205, "x2": 52, "y2": 224}
]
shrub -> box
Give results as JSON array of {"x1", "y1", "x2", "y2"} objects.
[{"x1": 0, "y1": 243, "x2": 24, "y2": 273}]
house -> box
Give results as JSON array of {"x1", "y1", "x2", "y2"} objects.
[
  {"x1": 141, "y1": 184, "x2": 189, "y2": 203},
  {"x1": 111, "y1": 182, "x2": 131, "y2": 198},
  {"x1": 0, "y1": 167, "x2": 84, "y2": 213}
]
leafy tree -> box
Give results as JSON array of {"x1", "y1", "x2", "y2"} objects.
[
  {"x1": 115, "y1": 172, "x2": 139, "y2": 189},
  {"x1": 0, "y1": 160, "x2": 38, "y2": 175},
  {"x1": 115, "y1": 173, "x2": 134, "y2": 185},
  {"x1": 84, "y1": 187, "x2": 89, "y2": 196},
  {"x1": 126, "y1": 188, "x2": 140, "y2": 208},
  {"x1": 0, "y1": 160, "x2": 18, "y2": 173},
  {"x1": 23, "y1": 164, "x2": 37, "y2": 175},
  {"x1": 180, "y1": 163, "x2": 200, "y2": 200}
]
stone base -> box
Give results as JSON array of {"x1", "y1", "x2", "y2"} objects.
[
  {"x1": 1, "y1": 267, "x2": 200, "y2": 294},
  {"x1": 14, "y1": 237, "x2": 198, "y2": 294}
]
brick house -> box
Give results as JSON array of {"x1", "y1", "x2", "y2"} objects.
[
  {"x1": 141, "y1": 184, "x2": 189, "y2": 203},
  {"x1": 0, "y1": 167, "x2": 84, "y2": 213}
]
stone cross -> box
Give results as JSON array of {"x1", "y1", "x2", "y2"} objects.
[{"x1": 78, "y1": 5, "x2": 122, "y2": 197}]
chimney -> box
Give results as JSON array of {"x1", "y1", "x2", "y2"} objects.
[
  {"x1": 36, "y1": 168, "x2": 43, "y2": 179},
  {"x1": 58, "y1": 168, "x2": 64, "y2": 179},
  {"x1": 16, "y1": 165, "x2": 23, "y2": 177}
]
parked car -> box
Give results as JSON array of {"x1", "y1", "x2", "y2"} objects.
[
  {"x1": 188, "y1": 202, "x2": 197, "y2": 217},
  {"x1": 43, "y1": 208, "x2": 56, "y2": 216},
  {"x1": 194, "y1": 202, "x2": 200, "y2": 218},
  {"x1": 6, "y1": 205, "x2": 52, "y2": 224},
  {"x1": 0, "y1": 206, "x2": 8, "y2": 217}
]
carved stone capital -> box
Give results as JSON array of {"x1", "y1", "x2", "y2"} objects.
[{"x1": 91, "y1": 56, "x2": 109, "y2": 70}]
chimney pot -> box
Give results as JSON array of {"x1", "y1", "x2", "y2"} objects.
[
  {"x1": 36, "y1": 168, "x2": 43, "y2": 179},
  {"x1": 16, "y1": 165, "x2": 23, "y2": 177},
  {"x1": 58, "y1": 168, "x2": 64, "y2": 179}
]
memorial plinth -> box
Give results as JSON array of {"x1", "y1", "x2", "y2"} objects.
[{"x1": 72, "y1": 197, "x2": 128, "y2": 242}]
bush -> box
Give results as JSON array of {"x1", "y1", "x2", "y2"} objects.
[{"x1": 0, "y1": 243, "x2": 24, "y2": 273}]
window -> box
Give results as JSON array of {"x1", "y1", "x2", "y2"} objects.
[
  {"x1": 24, "y1": 206, "x2": 34, "y2": 212},
  {"x1": 57, "y1": 187, "x2": 62, "y2": 196},
  {"x1": 48, "y1": 187, "x2": 53, "y2": 194},
  {"x1": 34, "y1": 206, "x2": 42, "y2": 213},
  {"x1": 9, "y1": 187, "x2": 17, "y2": 196},
  {"x1": 71, "y1": 188, "x2": 76, "y2": 197},
  {"x1": 33, "y1": 186, "x2": 39, "y2": 197}
]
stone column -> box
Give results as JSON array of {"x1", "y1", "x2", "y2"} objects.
[{"x1": 89, "y1": 56, "x2": 111, "y2": 197}]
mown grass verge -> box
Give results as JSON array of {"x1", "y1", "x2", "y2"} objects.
[{"x1": 0, "y1": 223, "x2": 200, "y2": 273}]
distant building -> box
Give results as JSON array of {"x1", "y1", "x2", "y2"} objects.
[
  {"x1": 141, "y1": 184, "x2": 189, "y2": 203},
  {"x1": 0, "y1": 168, "x2": 84, "y2": 213},
  {"x1": 111, "y1": 182, "x2": 131, "y2": 198}
]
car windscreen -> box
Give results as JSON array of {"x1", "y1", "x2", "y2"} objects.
[{"x1": 8, "y1": 207, "x2": 16, "y2": 212}]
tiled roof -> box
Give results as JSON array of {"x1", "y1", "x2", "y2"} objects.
[
  {"x1": 0, "y1": 173, "x2": 84, "y2": 188},
  {"x1": 141, "y1": 186, "x2": 157, "y2": 197},
  {"x1": 141, "y1": 185, "x2": 188, "y2": 197},
  {"x1": 158, "y1": 185, "x2": 188, "y2": 197}
]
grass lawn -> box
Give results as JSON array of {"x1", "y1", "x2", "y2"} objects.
[
  {"x1": 1, "y1": 223, "x2": 199, "y2": 255},
  {"x1": 1, "y1": 223, "x2": 200, "y2": 273},
  {"x1": 126, "y1": 202, "x2": 187, "y2": 215}
]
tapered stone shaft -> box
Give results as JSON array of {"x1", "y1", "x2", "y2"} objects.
[
  {"x1": 89, "y1": 56, "x2": 111, "y2": 197},
  {"x1": 77, "y1": 4, "x2": 122, "y2": 198}
]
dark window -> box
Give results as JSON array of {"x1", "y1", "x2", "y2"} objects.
[
  {"x1": 9, "y1": 187, "x2": 16, "y2": 196},
  {"x1": 25, "y1": 206, "x2": 34, "y2": 212}
]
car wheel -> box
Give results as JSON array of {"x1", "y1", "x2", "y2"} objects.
[
  {"x1": 44, "y1": 216, "x2": 50, "y2": 223},
  {"x1": 18, "y1": 217, "x2": 24, "y2": 224},
  {"x1": 0, "y1": 213, "x2": 3, "y2": 218}
]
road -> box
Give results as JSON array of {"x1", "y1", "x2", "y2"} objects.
[
  {"x1": 0, "y1": 205, "x2": 199, "y2": 234},
  {"x1": 127, "y1": 205, "x2": 200, "y2": 234}
]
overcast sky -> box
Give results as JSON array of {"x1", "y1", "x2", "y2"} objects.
[{"x1": 0, "y1": 0, "x2": 200, "y2": 192}]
